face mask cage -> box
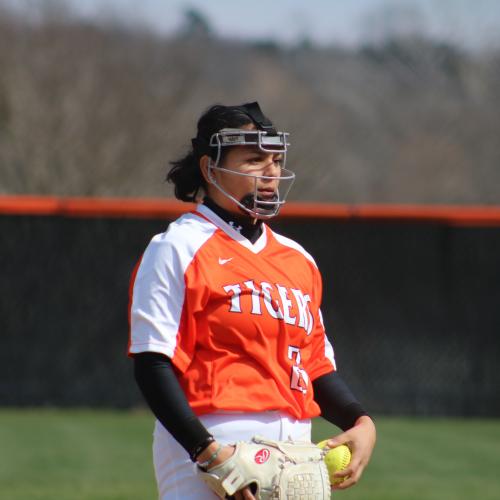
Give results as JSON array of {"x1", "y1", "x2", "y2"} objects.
[
  {"x1": 209, "y1": 128, "x2": 289, "y2": 161},
  {"x1": 207, "y1": 129, "x2": 296, "y2": 219}
]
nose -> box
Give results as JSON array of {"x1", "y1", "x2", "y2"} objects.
[
  {"x1": 259, "y1": 161, "x2": 280, "y2": 192},
  {"x1": 262, "y1": 157, "x2": 281, "y2": 177}
]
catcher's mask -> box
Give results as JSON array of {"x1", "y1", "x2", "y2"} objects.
[{"x1": 197, "y1": 102, "x2": 295, "y2": 219}]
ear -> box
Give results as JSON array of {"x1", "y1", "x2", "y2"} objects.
[{"x1": 199, "y1": 155, "x2": 212, "y2": 184}]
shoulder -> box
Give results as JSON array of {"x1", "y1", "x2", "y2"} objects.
[
  {"x1": 268, "y1": 227, "x2": 318, "y2": 268},
  {"x1": 164, "y1": 211, "x2": 216, "y2": 246},
  {"x1": 142, "y1": 212, "x2": 217, "y2": 268}
]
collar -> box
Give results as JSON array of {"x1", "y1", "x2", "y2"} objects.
[
  {"x1": 196, "y1": 203, "x2": 268, "y2": 254},
  {"x1": 202, "y1": 197, "x2": 263, "y2": 244}
]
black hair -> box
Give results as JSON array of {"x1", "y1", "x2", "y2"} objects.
[{"x1": 167, "y1": 103, "x2": 270, "y2": 202}]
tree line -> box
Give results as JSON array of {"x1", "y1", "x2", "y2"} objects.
[{"x1": 0, "y1": 5, "x2": 499, "y2": 204}]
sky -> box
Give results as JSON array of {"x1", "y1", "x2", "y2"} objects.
[{"x1": 5, "y1": 0, "x2": 500, "y2": 49}]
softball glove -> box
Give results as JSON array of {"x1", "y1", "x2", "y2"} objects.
[{"x1": 197, "y1": 435, "x2": 331, "y2": 499}]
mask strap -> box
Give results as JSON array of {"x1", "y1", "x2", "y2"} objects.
[{"x1": 238, "y1": 102, "x2": 277, "y2": 134}]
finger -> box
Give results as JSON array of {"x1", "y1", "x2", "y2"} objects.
[
  {"x1": 331, "y1": 463, "x2": 354, "y2": 487},
  {"x1": 240, "y1": 486, "x2": 256, "y2": 499},
  {"x1": 326, "y1": 435, "x2": 349, "y2": 448},
  {"x1": 328, "y1": 433, "x2": 355, "y2": 449},
  {"x1": 333, "y1": 464, "x2": 365, "y2": 490},
  {"x1": 335, "y1": 458, "x2": 363, "y2": 479},
  {"x1": 334, "y1": 474, "x2": 358, "y2": 490},
  {"x1": 333, "y1": 467, "x2": 352, "y2": 479},
  {"x1": 333, "y1": 472, "x2": 357, "y2": 490}
]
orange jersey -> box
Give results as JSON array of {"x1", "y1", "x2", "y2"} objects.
[{"x1": 129, "y1": 204, "x2": 336, "y2": 420}]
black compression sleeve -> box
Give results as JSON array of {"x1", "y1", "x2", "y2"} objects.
[
  {"x1": 133, "y1": 352, "x2": 212, "y2": 459},
  {"x1": 312, "y1": 371, "x2": 369, "y2": 431}
]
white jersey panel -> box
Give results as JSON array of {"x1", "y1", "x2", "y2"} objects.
[
  {"x1": 323, "y1": 336, "x2": 336, "y2": 371},
  {"x1": 318, "y1": 308, "x2": 336, "y2": 370},
  {"x1": 271, "y1": 231, "x2": 317, "y2": 267},
  {"x1": 129, "y1": 212, "x2": 216, "y2": 357}
]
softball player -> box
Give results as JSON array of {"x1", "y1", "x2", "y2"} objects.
[{"x1": 129, "y1": 102, "x2": 376, "y2": 499}]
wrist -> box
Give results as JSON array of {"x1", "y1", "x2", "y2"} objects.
[
  {"x1": 196, "y1": 442, "x2": 223, "y2": 470},
  {"x1": 355, "y1": 415, "x2": 375, "y2": 426},
  {"x1": 190, "y1": 435, "x2": 215, "y2": 462},
  {"x1": 355, "y1": 415, "x2": 377, "y2": 441},
  {"x1": 197, "y1": 443, "x2": 235, "y2": 471},
  {"x1": 196, "y1": 441, "x2": 220, "y2": 463}
]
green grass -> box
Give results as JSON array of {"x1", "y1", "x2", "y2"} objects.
[
  {"x1": 313, "y1": 416, "x2": 500, "y2": 500},
  {"x1": 0, "y1": 410, "x2": 499, "y2": 499},
  {"x1": 0, "y1": 409, "x2": 156, "y2": 500}
]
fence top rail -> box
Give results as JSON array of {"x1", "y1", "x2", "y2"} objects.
[{"x1": 1, "y1": 195, "x2": 500, "y2": 226}]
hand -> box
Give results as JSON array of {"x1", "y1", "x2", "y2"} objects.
[
  {"x1": 325, "y1": 415, "x2": 376, "y2": 490},
  {"x1": 197, "y1": 442, "x2": 256, "y2": 499}
]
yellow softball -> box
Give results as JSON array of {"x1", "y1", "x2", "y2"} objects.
[{"x1": 317, "y1": 440, "x2": 351, "y2": 485}]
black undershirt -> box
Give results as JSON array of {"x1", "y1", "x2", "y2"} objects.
[
  {"x1": 133, "y1": 198, "x2": 368, "y2": 460},
  {"x1": 203, "y1": 196, "x2": 263, "y2": 243}
]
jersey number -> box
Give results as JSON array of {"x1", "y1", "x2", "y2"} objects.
[{"x1": 288, "y1": 346, "x2": 309, "y2": 394}]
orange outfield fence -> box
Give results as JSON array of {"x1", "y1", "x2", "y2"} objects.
[
  {"x1": 1, "y1": 195, "x2": 500, "y2": 226},
  {"x1": 2, "y1": 193, "x2": 500, "y2": 414}
]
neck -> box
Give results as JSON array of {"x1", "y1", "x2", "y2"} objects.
[{"x1": 203, "y1": 197, "x2": 263, "y2": 244}]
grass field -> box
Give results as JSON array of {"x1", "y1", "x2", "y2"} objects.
[{"x1": 1, "y1": 410, "x2": 499, "y2": 500}]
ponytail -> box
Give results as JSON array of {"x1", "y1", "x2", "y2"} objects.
[
  {"x1": 166, "y1": 103, "x2": 256, "y2": 202},
  {"x1": 167, "y1": 150, "x2": 205, "y2": 202}
]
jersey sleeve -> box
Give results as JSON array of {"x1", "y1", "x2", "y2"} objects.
[
  {"x1": 306, "y1": 265, "x2": 337, "y2": 380},
  {"x1": 128, "y1": 232, "x2": 193, "y2": 372}
]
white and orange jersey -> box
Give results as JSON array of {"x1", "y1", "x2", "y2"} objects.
[{"x1": 128, "y1": 204, "x2": 336, "y2": 420}]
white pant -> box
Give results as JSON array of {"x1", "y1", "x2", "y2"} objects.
[{"x1": 153, "y1": 411, "x2": 312, "y2": 499}]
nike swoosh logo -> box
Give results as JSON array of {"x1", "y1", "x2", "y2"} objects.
[{"x1": 218, "y1": 257, "x2": 233, "y2": 265}]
